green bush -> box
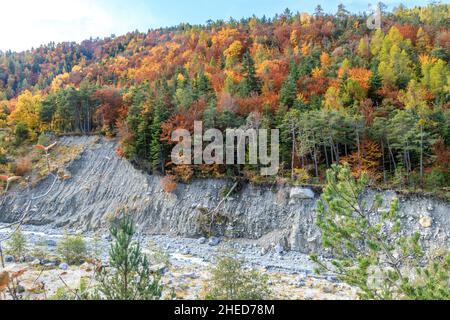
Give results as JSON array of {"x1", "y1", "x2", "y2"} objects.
[
  {"x1": 37, "y1": 133, "x2": 52, "y2": 147},
  {"x1": 14, "y1": 122, "x2": 29, "y2": 144},
  {"x1": 426, "y1": 168, "x2": 447, "y2": 190},
  {"x1": 0, "y1": 153, "x2": 7, "y2": 165},
  {"x1": 56, "y1": 232, "x2": 88, "y2": 265},
  {"x1": 204, "y1": 255, "x2": 270, "y2": 300},
  {"x1": 147, "y1": 241, "x2": 171, "y2": 267},
  {"x1": 50, "y1": 278, "x2": 91, "y2": 300},
  {"x1": 31, "y1": 240, "x2": 50, "y2": 261}
]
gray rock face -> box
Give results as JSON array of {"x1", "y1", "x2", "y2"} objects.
[
  {"x1": 208, "y1": 237, "x2": 220, "y2": 246},
  {"x1": 0, "y1": 136, "x2": 449, "y2": 255}
]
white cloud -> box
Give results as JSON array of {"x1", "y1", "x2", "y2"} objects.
[{"x1": 0, "y1": 0, "x2": 125, "y2": 51}]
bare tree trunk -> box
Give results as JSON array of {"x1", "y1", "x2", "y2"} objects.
[
  {"x1": 0, "y1": 242, "x2": 5, "y2": 268},
  {"x1": 381, "y1": 140, "x2": 387, "y2": 184},
  {"x1": 387, "y1": 138, "x2": 396, "y2": 170},
  {"x1": 313, "y1": 145, "x2": 319, "y2": 178},
  {"x1": 291, "y1": 130, "x2": 295, "y2": 179},
  {"x1": 356, "y1": 131, "x2": 362, "y2": 171}
]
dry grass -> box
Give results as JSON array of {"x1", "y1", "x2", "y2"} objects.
[
  {"x1": 14, "y1": 156, "x2": 32, "y2": 176},
  {"x1": 161, "y1": 175, "x2": 177, "y2": 193}
]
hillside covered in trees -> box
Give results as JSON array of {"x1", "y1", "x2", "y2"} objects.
[{"x1": 0, "y1": 3, "x2": 449, "y2": 193}]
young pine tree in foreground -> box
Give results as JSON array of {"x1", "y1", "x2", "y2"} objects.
[
  {"x1": 95, "y1": 212, "x2": 163, "y2": 300},
  {"x1": 311, "y1": 165, "x2": 450, "y2": 300}
]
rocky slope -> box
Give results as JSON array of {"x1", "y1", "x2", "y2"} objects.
[{"x1": 0, "y1": 136, "x2": 449, "y2": 254}]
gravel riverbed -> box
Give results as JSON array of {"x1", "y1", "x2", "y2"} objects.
[{"x1": 0, "y1": 223, "x2": 357, "y2": 300}]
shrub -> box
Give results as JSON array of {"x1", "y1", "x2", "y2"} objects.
[
  {"x1": 14, "y1": 122, "x2": 29, "y2": 144},
  {"x1": 15, "y1": 156, "x2": 32, "y2": 176},
  {"x1": 89, "y1": 233, "x2": 103, "y2": 259},
  {"x1": 56, "y1": 232, "x2": 88, "y2": 265},
  {"x1": 426, "y1": 168, "x2": 447, "y2": 190},
  {"x1": 171, "y1": 164, "x2": 194, "y2": 183},
  {"x1": 50, "y1": 278, "x2": 91, "y2": 300},
  {"x1": 37, "y1": 133, "x2": 51, "y2": 147},
  {"x1": 161, "y1": 175, "x2": 177, "y2": 193},
  {"x1": 31, "y1": 240, "x2": 50, "y2": 261},
  {"x1": 293, "y1": 168, "x2": 311, "y2": 184},
  {"x1": 5, "y1": 227, "x2": 27, "y2": 261},
  {"x1": 196, "y1": 208, "x2": 228, "y2": 237},
  {"x1": 0, "y1": 154, "x2": 7, "y2": 165},
  {"x1": 203, "y1": 255, "x2": 270, "y2": 300},
  {"x1": 147, "y1": 241, "x2": 171, "y2": 267}
]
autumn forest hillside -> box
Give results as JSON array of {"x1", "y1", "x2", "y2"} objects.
[{"x1": 0, "y1": 3, "x2": 449, "y2": 194}]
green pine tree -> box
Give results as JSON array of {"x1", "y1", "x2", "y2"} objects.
[
  {"x1": 239, "y1": 51, "x2": 261, "y2": 97},
  {"x1": 368, "y1": 68, "x2": 382, "y2": 102},
  {"x1": 150, "y1": 103, "x2": 163, "y2": 173},
  {"x1": 95, "y1": 211, "x2": 163, "y2": 300},
  {"x1": 311, "y1": 164, "x2": 450, "y2": 300},
  {"x1": 279, "y1": 75, "x2": 297, "y2": 108}
]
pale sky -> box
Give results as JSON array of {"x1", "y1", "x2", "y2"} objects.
[{"x1": 0, "y1": 0, "x2": 433, "y2": 52}]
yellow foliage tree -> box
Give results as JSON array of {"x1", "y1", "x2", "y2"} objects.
[
  {"x1": 224, "y1": 40, "x2": 243, "y2": 68},
  {"x1": 8, "y1": 90, "x2": 42, "y2": 140},
  {"x1": 323, "y1": 87, "x2": 343, "y2": 110}
]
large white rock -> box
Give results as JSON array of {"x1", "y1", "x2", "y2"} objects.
[
  {"x1": 419, "y1": 216, "x2": 433, "y2": 228},
  {"x1": 289, "y1": 187, "x2": 315, "y2": 200}
]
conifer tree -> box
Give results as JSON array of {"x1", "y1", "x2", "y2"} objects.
[
  {"x1": 239, "y1": 51, "x2": 261, "y2": 97},
  {"x1": 279, "y1": 67, "x2": 297, "y2": 108},
  {"x1": 312, "y1": 165, "x2": 450, "y2": 300},
  {"x1": 95, "y1": 212, "x2": 163, "y2": 300},
  {"x1": 150, "y1": 103, "x2": 163, "y2": 173}
]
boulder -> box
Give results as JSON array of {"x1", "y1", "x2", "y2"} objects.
[
  {"x1": 31, "y1": 259, "x2": 41, "y2": 266},
  {"x1": 274, "y1": 244, "x2": 285, "y2": 255},
  {"x1": 59, "y1": 263, "x2": 69, "y2": 270},
  {"x1": 208, "y1": 237, "x2": 220, "y2": 246},
  {"x1": 47, "y1": 239, "x2": 57, "y2": 247},
  {"x1": 419, "y1": 216, "x2": 433, "y2": 228},
  {"x1": 289, "y1": 187, "x2": 315, "y2": 201},
  {"x1": 150, "y1": 263, "x2": 168, "y2": 275},
  {"x1": 44, "y1": 262, "x2": 57, "y2": 269},
  {"x1": 80, "y1": 262, "x2": 93, "y2": 272},
  {"x1": 4, "y1": 255, "x2": 14, "y2": 263},
  {"x1": 197, "y1": 237, "x2": 207, "y2": 245},
  {"x1": 182, "y1": 272, "x2": 199, "y2": 279}
]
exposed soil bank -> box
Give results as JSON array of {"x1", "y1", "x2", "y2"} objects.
[{"x1": 1, "y1": 136, "x2": 449, "y2": 254}]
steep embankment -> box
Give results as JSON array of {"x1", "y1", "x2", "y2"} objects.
[{"x1": 0, "y1": 136, "x2": 449, "y2": 253}]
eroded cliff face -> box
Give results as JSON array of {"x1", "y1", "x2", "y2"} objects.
[{"x1": 0, "y1": 136, "x2": 449, "y2": 254}]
